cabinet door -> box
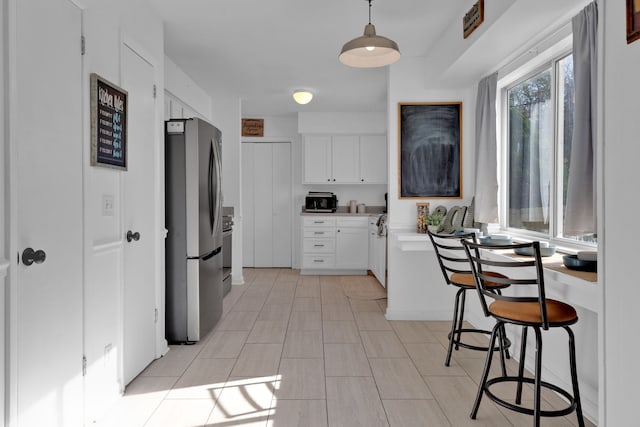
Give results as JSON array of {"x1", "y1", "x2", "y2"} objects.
[
  {"x1": 360, "y1": 135, "x2": 387, "y2": 184},
  {"x1": 335, "y1": 227, "x2": 369, "y2": 269},
  {"x1": 332, "y1": 136, "x2": 360, "y2": 183},
  {"x1": 304, "y1": 136, "x2": 332, "y2": 183}
]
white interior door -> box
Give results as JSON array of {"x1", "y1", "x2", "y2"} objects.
[
  {"x1": 271, "y1": 143, "x2": 292, "y2": 267},
  {"x1": 242, "y1": 143, "x2": 292, "y2": 268},
  {"x1": 241, "y1": 143, "x2": 255, "y2": 267},
  {"x1": 121, "y1": 44, "x2": 157, "y2": 384},
  {"x1": 12, "y1": 0, "x2": 84, "y2": 425},
  {"x1": 253, "y1": 144, "x2": 275, "y2": 267}
]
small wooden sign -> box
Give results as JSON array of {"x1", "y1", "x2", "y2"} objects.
[
  {"x1": 90, "y1": 73, "x2": 128, "y2": 170},
  {"x1": 242, "y1": 118, "x2": 264, "y2": 137},
  {"x1": 463, "y1": 0, "x2": 484, "y2": 39}
]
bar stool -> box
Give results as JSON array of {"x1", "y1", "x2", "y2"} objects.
[
  {"x1": 427, "y1": 231, "x2": 511, "y2": 368},
  {"x1": 463, "y1": 240, "x2": 585, "y2": 427}
]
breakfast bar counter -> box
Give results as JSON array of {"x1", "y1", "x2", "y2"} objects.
[{"x1": 391, "y1": 231, "x2": 599, "y2": 312}]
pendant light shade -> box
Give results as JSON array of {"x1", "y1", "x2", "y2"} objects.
[
  {"x1": 339, "y1": 0, "x2": 400, "y2": 68},
  {"x1": 293, "y1": 90, "x2": 313, "y2": 105}
]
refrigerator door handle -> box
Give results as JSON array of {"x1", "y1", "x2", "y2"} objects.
[
  {"x1": 215, "y1": 141, "x2": 223, "y2": 236},
  {"x1": 211, "y1": 138, "x2": 223, "y2": 239},
  {"x1": 208, "y1": 142, "x2": 215, "y2": 233},
  {"x1": 202, "y1": 246, "x2": 222, "y2": 261}
]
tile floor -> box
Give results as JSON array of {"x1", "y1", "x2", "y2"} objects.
[{"x1": 97, "y1": 268, "x2": 595, "y2": 427}]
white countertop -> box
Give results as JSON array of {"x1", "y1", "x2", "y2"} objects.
[{"x1": 300, "y1": 206, "x2": 386, "y2": 216}]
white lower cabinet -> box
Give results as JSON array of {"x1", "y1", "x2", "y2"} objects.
[
  {"x1": 301, "y1": 215, "x2": 368, "y2": 273},
  {"x1": 335, "y1": 219, "x2": 369, "y2": 269}
]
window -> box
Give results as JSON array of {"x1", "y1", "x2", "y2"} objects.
[{"x1": 501, "y1": 51, "x2": 595, "y2": 246}]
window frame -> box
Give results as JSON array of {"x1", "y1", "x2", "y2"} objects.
[{"x1": 497, "y1": 39, "x2": 597, "y2": 251}]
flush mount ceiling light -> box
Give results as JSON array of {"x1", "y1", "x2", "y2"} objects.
[
  {"x1": 339, "y1": 0, "x2": 401, "y2": 68},
  {"x1": 293, "y1": 90, "x2": 314, "y2": 105}
]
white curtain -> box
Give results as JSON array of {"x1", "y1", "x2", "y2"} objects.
[
  {"x1": 520, "y1": 100, "x2": 552, "y2": 223},
  {"x1": 474, "y1": 73, "x2": 499, "y2": 223},
  {"x1": 565, "y1": 2, "x2": 597, "y2": 235}
]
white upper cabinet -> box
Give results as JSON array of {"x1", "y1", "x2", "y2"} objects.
[
  {"x1": 359, "y1": 135, "x2": 387, "y2": 184},
  {"x1": 303, "y1": 134, "x2": 387, "y2": 184},
  {"x1": 303, "y1": 135, "x2": 332, "y2": 183},
  {"x1": 331, "y1": 136, "x2": 360, "y2": 183}
]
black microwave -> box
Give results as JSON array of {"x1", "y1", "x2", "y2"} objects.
[{"x1": 305, "y1": 192, "x2": 338, "y2": 212}]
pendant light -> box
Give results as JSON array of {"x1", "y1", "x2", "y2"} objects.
[{"x1": 339, "y1": 0, "x2": 400, "y2": 68}]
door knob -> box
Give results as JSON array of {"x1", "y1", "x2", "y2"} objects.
[
  {"x1": 126, "y1": 230, "x2": 141, "y2": 242},
  {"x1": 22, "y1": 248, "x2": 46, "y2": 266}
]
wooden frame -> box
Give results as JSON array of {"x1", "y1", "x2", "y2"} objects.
[
  {"x1": 90, "y1": 73, "x2": 128, "y2": 170},
  {"x1": 398, "y1": 102, "x2": 462, "y2": 199},
  {"x1": 463, "y1": 0, "x2": 484, "y2": 39},
  {"x1": 628, "y1": 0, "x2": 640, "y2": 44}
]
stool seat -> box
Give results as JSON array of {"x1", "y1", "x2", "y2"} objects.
[{"x1": 490, "y1": 299, "x2": 578, "y2": 325}]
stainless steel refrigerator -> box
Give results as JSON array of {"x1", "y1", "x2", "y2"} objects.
[{"x1": 165, "y1": 118, "x2": 223, "y2": 343}]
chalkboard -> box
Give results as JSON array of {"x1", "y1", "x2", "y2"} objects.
[
  {"x1": 91, "y1": 73, "x2": 127, "y2": 170},
  {"x1": 398, "y1": 102, "x2": 462, "y2": 198}
]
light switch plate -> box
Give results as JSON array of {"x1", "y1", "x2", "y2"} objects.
[{"x1": 102, "y1": 194, "x2": 114, "y2": 216}]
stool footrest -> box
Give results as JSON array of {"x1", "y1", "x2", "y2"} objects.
[
  {"x1": 448, "y1": 328, "x2": 512, "y2": 353},
  {"x1": 484, "y1": 376, "x2": 577, "y2": 418}
]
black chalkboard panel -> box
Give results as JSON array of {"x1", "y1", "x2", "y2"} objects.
[
  {"x1": 90, "y1": 73, "x2": 127, "y2": 170},
  {"x1": 398, "y1": 102, "x2": 462, "y2": 198}
]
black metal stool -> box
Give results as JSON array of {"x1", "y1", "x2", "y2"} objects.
[
  {"x1": 463, "y1": 240, "x2": 585, "y2": 427},
  {"x1": 427, "y1": 231, "x2": 511, "y2": 368}
]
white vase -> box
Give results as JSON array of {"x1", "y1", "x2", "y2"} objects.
[{"x1": 428, "y1": 225, "x2": 440, "y2": 233}]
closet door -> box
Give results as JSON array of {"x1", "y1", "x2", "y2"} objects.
[
  {"x1": 253, "y1": 144, "x2": 274, "y2": 267},
  {"x1": 242, "y1": 143, "x2": 292, "y2": 268},
  {"x1": 242, "y1": 144, "x2": 255, "y2": 267},
  {"x1": 272, "y1": 143, "x2": 292, "y2": 267}
]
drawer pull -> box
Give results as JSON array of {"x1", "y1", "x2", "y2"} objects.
[
  {"x1": 314, "y1": 244, "x2": 325, "y2": 247},
  {"x1": 314, "y1": 232, "x2": 324, "y2": 235},
  {"x1": 313, "y1": 259, "x2": 324, "y2": 263},
  {"x1": 313, "y1": 221, "x2": 325, "y2": 224}
]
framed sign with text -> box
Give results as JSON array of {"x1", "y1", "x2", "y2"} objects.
[
  {"x1": 242, "y1": 118, "x2": 264, "y2": 137},
  {"x1": 90, "y1": 73, "x2": 128, "y2": 170}
]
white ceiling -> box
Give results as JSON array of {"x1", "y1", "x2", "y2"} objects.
[{"x1": 147, "y1": 0, "x2": 473, "y2": 116}]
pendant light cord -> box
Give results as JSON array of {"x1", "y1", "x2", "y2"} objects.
[{"x1": 368, "y1": 0, "x2": 372, "y2": 24}]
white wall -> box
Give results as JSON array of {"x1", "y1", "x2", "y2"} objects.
[
  {"x1": 80, "y1": 0, "x2": 165, "y2": 422},
  {"x1": 164, "y1": 55, "x2": 212, "y2": 121},
  {"x1": 385, "y1": 55, "x2": 477, "y2": 320},
  {"x1": 602, "y1": 0, "x2": 640, "y2": 424},
  {"x1": 387, "y1": 56, "x2": 477, "y2": 230},
  {"x1": 298, "y1": 112, "x2": 387, "y2": 134},
  {"x1": 212, "y1": 96, "x2": 243, "y2": 282}
]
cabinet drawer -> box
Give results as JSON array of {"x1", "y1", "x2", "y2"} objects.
[
  {"x1": 303, "y1": 238, "x2": 335, "y2": 253},
  {"x1": 336, "y1": 216, "x2": 368, "y2": 227},
  {"x1": 302, "y1": 254, "x2": 335, "y2": 268},
  {"x1": 303, "y1": 216, "x2": 336, "y2": 227},
  {"x1": 303, "y1": 228, "x2": 336, "y2": 238}
]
